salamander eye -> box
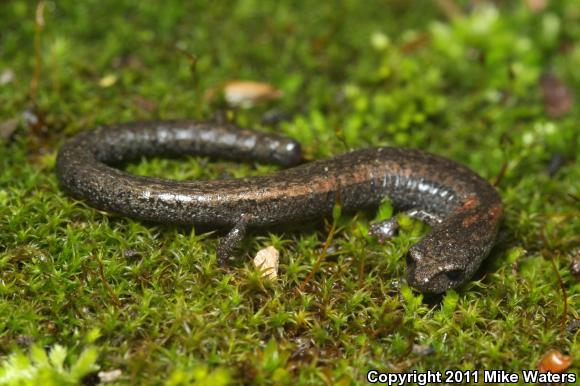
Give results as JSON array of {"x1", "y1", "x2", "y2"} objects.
[{"x1": 445, "y1": 269, "x2": 463, "y2": 282}]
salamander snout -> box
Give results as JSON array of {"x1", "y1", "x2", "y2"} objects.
[{"x1": 405, "y1": 246, "x2": 466, "y2": 294}]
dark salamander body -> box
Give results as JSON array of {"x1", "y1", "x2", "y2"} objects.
[{"x1": 56, "y1": 121, "x2": 503, "y2": 293}]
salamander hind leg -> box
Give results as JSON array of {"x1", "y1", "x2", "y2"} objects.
[{"x1": 217, "y1": 215, "x2": 250, "y2": 266}]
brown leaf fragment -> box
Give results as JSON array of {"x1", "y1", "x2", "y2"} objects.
[
  {"x1": 537, "y1": 349, "x2": 572, "y2": 373},
  {"x1": 540, "y1": 74, "x2": 573, "y2": 118},
  {"x1": 525, "y1": 0, "x2": 549, "y2": 13},
  {"x1": 219, "y1": 81, "x2": 283, "y2": 108}
]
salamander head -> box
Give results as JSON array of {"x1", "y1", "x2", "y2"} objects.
[
  {"x1": 404, "y1": 208, "x2": 501, "y2": 294},
  {"x1": 405, "y1": 244, "x2": 469, "y2": 294}
]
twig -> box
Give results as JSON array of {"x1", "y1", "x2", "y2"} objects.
[
  {"x1": 92, "y1": 253, "x2": 122, "y2": 308},
  {"x1": 298, "y1": 219, "x2": 337, "y2": 293},
  {"x1": 30, "y1": 1, "x2": 48, "y2": 104},
  {"x1": 540, "y1": 229, "x2": 568, "y2": 337},
  {"x1": 357, "y1": 244, "x2": 366, "y2": 289},
  {"x1": 494, "y1": 133, "x2": 512, "y2": 187},
  {"x1": 400, "y1": 33, "x2": 430, "y2": 54},
  {"x1": 175, "y1": 47, "x2": 201, "y2": 117},
  {"x1": 548, "y1": 251, "x2": 568, "y2": 337},
  {"x1": 297, "y1": 190, "x2": 342, "y2": 293},
  {"x1": 493, "y1": 162, "x2": 508, "y2": 187}
]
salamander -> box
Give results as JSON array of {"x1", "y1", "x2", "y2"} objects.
[{"x1": 56, "y1": 120, "x2": 503, "y2": 293}]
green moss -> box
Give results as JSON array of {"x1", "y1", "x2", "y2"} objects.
[
  {"x1": 0, "y1": 344, "x2": 99, "y2": 386},
  {"x1": 0, "y1": 0, "x2": 578, "y2": 385}
]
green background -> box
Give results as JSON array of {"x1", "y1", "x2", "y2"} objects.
[{"x1": 0, "y1": 0, "x2": 578, "y2": 384}]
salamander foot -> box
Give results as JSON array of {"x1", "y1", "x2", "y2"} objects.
[
  {"x1": 369, "y1": 218, "x2": 399, "y2": 243},
  {"x1": 217, "y1": 215, "x2": 249, "y2": 265}
]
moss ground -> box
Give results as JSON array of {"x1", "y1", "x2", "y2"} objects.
[{"x1": 0, "y1": 1, "x2": 578, "y2": 385}]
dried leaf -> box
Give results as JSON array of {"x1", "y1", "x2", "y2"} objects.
[
  {"x1": 222, "y1": 81, "x2": 283, "y2": 108},
  {"x1": 537, "y1": 349, "x2": 572, "y2": 373},
  {"x1": 540, "y1": 74, "x2": 573, "y2": 118},
  {"x1": 253, "y1": 246, "x2": 279, "y2": 279},
  {"x1": 525, "y1": 0, "x2": 549, "y2": 13}
]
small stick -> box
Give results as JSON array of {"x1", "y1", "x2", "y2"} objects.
[
  {"x1": 493, "y1": 162, "x2": 508, "y2": 187},
  {"x1": 30, "y1": 1, "x2": 48, "y2": 104},
  {"x1": 92, "y1": 253, "x2": 122, "y2": 308}
]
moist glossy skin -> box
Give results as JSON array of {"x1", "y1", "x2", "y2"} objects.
[{"x1": 56, "y1": 120, "x2": 503, "y2": 293}]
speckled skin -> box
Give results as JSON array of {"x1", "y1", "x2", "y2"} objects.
[{"x1": 56, "y1": 120, "x2": 503, "y2": 293}]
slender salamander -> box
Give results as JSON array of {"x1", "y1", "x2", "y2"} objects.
[{"x1": 56, "y1": 120, "x2": 503, "y2": 293}]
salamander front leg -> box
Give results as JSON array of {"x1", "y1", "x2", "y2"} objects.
[
  {"x1": 369, "y1": 217, "x2": 399, "y2": 243},
  {"x1": 369, "y1": 209, "x2": 443, "y2": 243},
  {"x1": 217, "y1": 215, "x2": 249, "y2": 266}
]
